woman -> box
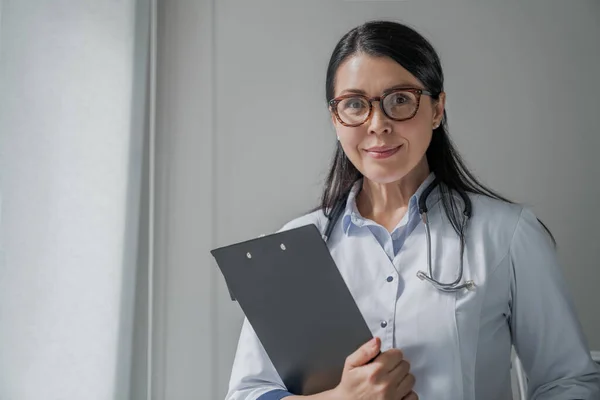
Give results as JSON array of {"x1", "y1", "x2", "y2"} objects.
[{"x1": 225, "y1": 20, "x2": 599, "y2": 400}]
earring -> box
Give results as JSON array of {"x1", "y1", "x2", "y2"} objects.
[{"x1": 337, "y1": 136, "x2": 340, "y2": 141}]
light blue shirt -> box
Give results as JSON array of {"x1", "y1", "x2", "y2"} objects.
[
  {"x1": 341, "y1": 173, "x2": 434, "y2": 261},
  {"x1": 225, "y1": 175, "x2": 600, "y2": 400}
]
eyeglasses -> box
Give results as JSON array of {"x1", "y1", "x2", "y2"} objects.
[{"x1": 329, "y1": 88, "x2": 433, "y2": 127}]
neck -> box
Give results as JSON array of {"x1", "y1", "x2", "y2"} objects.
[{"x1": 356, "y1": 160, "x2": 430, "y2": 231}]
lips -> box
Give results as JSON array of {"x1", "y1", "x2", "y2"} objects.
[
  {"x1": 363, "y1": 145, "x2": 402, "y2": 159},
  {"x1": 365, "y1": 145, "x2": 400, "y2": 153}
]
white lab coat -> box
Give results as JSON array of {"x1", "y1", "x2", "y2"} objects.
[{"x1": 225, "y1": 180, "x2": 600, "y2": 399}]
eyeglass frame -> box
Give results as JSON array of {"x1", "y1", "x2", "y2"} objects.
[{"x1": 328, "y1": 87, "x2": 434, "y2": 127}]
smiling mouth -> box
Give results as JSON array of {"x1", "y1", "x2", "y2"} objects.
[{"x1": 364, "y1": 145, "x2": 402, "y2": 159}]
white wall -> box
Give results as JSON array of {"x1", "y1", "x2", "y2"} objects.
[{"x1": 0, "y1": 1, "x2": 148, "y2": 399}]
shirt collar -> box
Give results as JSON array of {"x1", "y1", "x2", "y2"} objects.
[{"x1": 342, "y1": 172, "x2": 438, "y2": 235}]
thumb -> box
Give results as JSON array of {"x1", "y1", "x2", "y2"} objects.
[{"x1": 345, "y1": 337, "x2": 381, "y2": 369}]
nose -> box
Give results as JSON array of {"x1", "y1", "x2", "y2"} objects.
[{"x1": 368, "y1": 102, "x2": 392, "y2": 135}]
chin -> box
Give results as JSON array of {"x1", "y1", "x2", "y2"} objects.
[
  {"x1": 361, "y1": 169, "x2": 407, "y2": 185},
  {"x1": 358, "y1": 155, "x2": 426, "y2": 184}
]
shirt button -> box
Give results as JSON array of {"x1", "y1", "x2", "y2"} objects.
[
  {"x1": 386, "y1": 276, "x2": 394, "y2": 282},
  {"x1": 380, "y1": 321, "x2": 388, "y2": 328}
]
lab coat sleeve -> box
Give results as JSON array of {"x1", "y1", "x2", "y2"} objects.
[
  {"x1": 508, "y1": 207, "x2": 600, "y2": 399},
  {"x1": 225, "y1": 317, "x2": 292, "y2": 400}
]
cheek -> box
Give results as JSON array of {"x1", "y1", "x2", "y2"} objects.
[
  {"x1": 336, "y1": 126, "x2": 365, "y2": 149},
  {"x1": 401, "y1": 124, "x2": 432, "y2": 148},
  {"x1": 396, "y1": 116, "x2": 433, "y2": 148}
]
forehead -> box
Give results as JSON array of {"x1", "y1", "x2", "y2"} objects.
[{"x1": 334, "y1": 54, "x2": 422, "y2": 96}]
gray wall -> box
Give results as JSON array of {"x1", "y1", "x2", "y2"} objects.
[
  {"x1": 0, "y1": 1, "x2": 148, "y2": 399},
  {"x1": 149, "y1": 0, "x2": 216, "y2": 399},
  {"x1": 154, "y1": 1, "x2": 600, "y2": 399}
]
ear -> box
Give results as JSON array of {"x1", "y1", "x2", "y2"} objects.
[
  {"x1": 329, "y1": 111, "x2": 343, "y2": 142},
  {"x1": 329, "y1": 107, "x2": 341, "y2": 130},
  {"x1": 433, "y1": 91, "x2": 446, "y2": 126}
]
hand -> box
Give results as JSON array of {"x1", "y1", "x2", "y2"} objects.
[{"x1": 332, "y1": 337, "x2": 418, "y2": 400}]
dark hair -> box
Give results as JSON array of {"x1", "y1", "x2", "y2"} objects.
[{"x1": 319, "y1": 20, "x2": 555, "y2": 243}]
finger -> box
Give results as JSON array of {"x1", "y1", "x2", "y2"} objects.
[
  {"x1": 345, "y1": 337, "x2": 381, "y2": 369},
  {"x1": 373, "y1": 348, "x2": 404, "y2": 373},
  {"x1": 385, "y1": 359, "x2": 409, "y2": 391},
  {"x1": 362, "y1": 349, "x2": 401, "y2": 381},
  {"x1": 403, "y1": 391, "x2": 419, "y2": 400},
  {"x1": 396, "y1": 373, "x2": 416, "y2": 398},
  {"x1": 388, "y1": 359, "x2": 410, "y2": 380}
]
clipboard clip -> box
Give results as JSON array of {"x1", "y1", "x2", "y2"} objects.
[{"x1": 225, "y1": 234, "x2": 288, "y2": 302}]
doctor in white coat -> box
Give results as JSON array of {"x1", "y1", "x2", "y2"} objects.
[{"x1": 225, "y1": 20, "x2": 600, "y2": 400}]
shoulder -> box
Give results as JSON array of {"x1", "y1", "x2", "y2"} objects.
[
  {"x1": 470, "y1": 193, "x2": 547, "y2": 235},
  {"x1": 470, "y1": 193, "x2": 524, "y2": 228},
  {"x1": 466, "y1": 193, "x2": 533, "y2": 257},
  {"x1": 466, "y1": 191, "x2": 554, "y2": 256},
  {"x1": 277, "y1": 208, "x2": 328, "y2": 235}
]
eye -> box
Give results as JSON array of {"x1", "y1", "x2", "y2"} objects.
[
  {"x1": 385, "y1": 91, "x2": 417, "y2": 110},
  {"x1": 343, "y1": 98, "x2": 366, "y2": 109},
  {"x1": 391, "y1": 93, "x2": 410, "y2": 105}
]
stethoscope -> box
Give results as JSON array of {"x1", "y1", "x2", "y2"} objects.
[{"x1": 322, "y1": 178, "x2": 476, "y2": 292}]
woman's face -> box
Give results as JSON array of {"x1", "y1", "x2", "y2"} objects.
[{"x1": 331, "y1": 54, "x2": 445, "y2": 184}]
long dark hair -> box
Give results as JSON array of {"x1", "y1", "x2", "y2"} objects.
[{"x1": 319, "y1": 20, "x2": 554, "y2": 243}]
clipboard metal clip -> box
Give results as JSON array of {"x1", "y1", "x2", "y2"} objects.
[{"x1": 225, "y1": 238, "x2": 288, "y2": 302}]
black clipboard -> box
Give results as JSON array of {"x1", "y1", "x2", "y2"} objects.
[{"x1": 210, "y1": 224, "x2": 374, "y2": 395}]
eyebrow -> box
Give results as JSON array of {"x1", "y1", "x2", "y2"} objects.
[{"x1": 339, "y1": 83, "x2": 420, "y2": 96}]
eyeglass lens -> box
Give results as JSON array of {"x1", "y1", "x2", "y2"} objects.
[{"x1": 336, "y1": 90, "x2": 418, "y2": 125}]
